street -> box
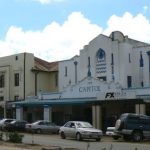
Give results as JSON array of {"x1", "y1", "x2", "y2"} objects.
[{"x1": 22, "y1": 133, "x2": 150, "y2": 150}]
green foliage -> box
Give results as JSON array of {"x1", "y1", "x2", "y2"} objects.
[{"x1": 8, "y1": 132, "x2": 24, "y2": 143}]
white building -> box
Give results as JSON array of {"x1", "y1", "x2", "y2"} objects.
[
  {"x1": 59, "y1": 31, "x2": 150, "y2": 89},
  {"x1": 15, "y1": 31, "x2": 150, "y2": 130}
]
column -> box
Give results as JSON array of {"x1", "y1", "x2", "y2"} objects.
[
  {"x1": 44, "y1": 105, "x2": 52, "y2": 121},
  {"x1": 92, "y1": 105, "x2": 102, "y2": 129},
  {"x1": 92, "y1": 105, "x2": 96, "y2": 128},
  {"x1": 16, "y1": 105, "x2": 23, "y2": 120},
  {"x1": 147, "y1": 51, "x2": 150, "y2": 85},
  {"x1": 135, "y1": 104, "x2": 146, "y2": 115}
]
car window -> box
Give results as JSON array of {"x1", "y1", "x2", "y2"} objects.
[
  {"x1": 64, "y1": 122, "x2": 71, "y2": 127},
  {"x1": 70, "y1": 123, "x2": 75, "y2": 128},
  {"x1": 127, "y1": 116, "x2": 139, "y2": 124},
  {"x1": 140, "y1": 116, "x2": 150, "y2": 124},
  {"x1": 39, "y1": 122, "x2": 45, "y2": 125},
  {"x1": 49, "y1": 122, "x2": 56, "y2": 126}
]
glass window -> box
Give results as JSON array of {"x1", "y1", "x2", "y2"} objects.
[
  {"x1": 14, "y1": 73, "x2": 19, "y2": 86},
  {"x1": 129, "y1": 53, "x2": 131, "y2": 63},
  {"x1": 55, "y1": 74, "x2": 58, "y2": 87},
  {"x1": 111, "y1": 53, "x2": 114, "y2": 65},
  {"x1": 127, "y1": 76, "x2": 132, "y2": 88},
  {"x1": 0, "y1": 74, "x2": 5, "y2": 88},
  {"x1": 65, "y1": 66, "x2": 67, "y2": 76},
  {"x1": 14, "y1": 95, "x2": 19, "y2": 101},
  {"x1": 0, "y1": 96, "x2": 4, "y2": 101}
]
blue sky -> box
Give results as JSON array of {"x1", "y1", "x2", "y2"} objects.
[{"x1": 0, "y1": 0, "x2": 150, "y2": 61}]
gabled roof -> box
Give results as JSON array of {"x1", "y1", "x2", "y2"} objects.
[{"x1": 33, "y1": 57, "x2": 58, "y2": 72}]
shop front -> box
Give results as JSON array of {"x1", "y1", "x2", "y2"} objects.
[{"x1": 14, "y1": 77, "x2": 150, "y2": 131}]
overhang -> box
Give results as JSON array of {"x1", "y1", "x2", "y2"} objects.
[{"x1": 14, "y1": 98, "x2": 97, "y2": 107}]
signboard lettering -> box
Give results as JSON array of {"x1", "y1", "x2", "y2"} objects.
[{"x1": 79, "y1": 86, "x2": 101, "y2": 92}]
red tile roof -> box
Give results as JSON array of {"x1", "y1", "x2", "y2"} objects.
[{"x1": 33, "y1": 57, "x2": 58, "y2": 72}]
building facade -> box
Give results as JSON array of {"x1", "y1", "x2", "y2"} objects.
[
  {"x1": 0, "y1": 53, "x2": 58, "y2": 120},
  {"x1": 10, "y1": 31, "x2": 150, "y2": 130}
]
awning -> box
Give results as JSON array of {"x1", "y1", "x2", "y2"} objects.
[{"x1": 13, "y1": 97, "x2": 97, "y2": 107}]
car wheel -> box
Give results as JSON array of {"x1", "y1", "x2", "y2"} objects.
[
  {"x1": 36, "y1": 129, "x2": 42, "y2": 134},
  {"x1": 96, "y1": 138, "x2": 101, "y2": 141},
  {"x1": 60, "y1": 132, "x2": 66, "y2": 139},
  {"x1": 76, "y1": 133, "x2": 82, "y2": 141},
  {"x1": 132, "y1": 131, "x2": 143, "y2": 142},
  {"x1": 123, "y1": 135, "x2": 131, "y2": 141},
  {"x1": 113, "y1": 135, "x2": 120, "y2": 140}
]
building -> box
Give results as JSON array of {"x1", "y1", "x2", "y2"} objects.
[
  {"x1": 13, "y1": 31, "x2": 150, "y2": 130},
  {"x1": 0, "y1": 53, "x2": 58, "y2": 120}
]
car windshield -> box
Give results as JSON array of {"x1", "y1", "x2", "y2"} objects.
[{"x1": 76, "y1": 122, "x2": 93, "y2": 128}]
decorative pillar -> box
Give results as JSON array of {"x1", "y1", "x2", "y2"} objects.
[
  {"x1": 139, "y1": 51, "x2": 144, "y2": 87},
  {"x1": 92, "y1": 105, "x2": 102, "y2": 129},
  {"x1": 147, "y1": 51, "x2": 150, "y2": 85},
  {"x1": 44, "y1": 105, "x2": 52, "y2": 121},
  {"x1": 16, "y1": 105, "x2": 23, "y2": 120},
  {"x1": 135, "y1": 104, "x2": 145, "y2": 115}
]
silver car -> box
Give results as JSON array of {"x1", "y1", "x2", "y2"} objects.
[
  {"x1": 59, "y1": 121, "x2": 102, "y2": 141},
  {"x1": 26, "y1": 120, "x2": 60, "y2": 134}
]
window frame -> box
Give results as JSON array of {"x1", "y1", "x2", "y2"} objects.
[{"x1": 14, "y1": 73, "x2": 19, "y2": 86}]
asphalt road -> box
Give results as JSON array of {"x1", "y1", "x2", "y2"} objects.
[{"x1": 22, "y1": 133, "x2": 150, "y2": 150}]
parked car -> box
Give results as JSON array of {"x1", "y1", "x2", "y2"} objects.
[
  {"x1": 59, "y1": 121, "x2": 103, "y2": 141},
  {"x1": 25, "y1": 120, "x2": 60, "y2": 134},
  {"x1": 0, "y1": 118, "x2": 15, "y2": 131},
  {"x1": 4, "y1": 120, "x2": 28, "y2": 132},
  {"x1": 105, "y1": 127, "x2": 115, "y2": 136},
  {"x1": 114, "y1": 113, "x2": 150, "y2": 142}
]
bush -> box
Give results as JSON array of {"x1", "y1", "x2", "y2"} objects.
[{"x1": 8, "y1": 132, "x2": 24, "y2": 143}]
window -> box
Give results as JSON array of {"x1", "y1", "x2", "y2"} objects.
[
  {"x1": 98, "y1": 76, "x2": 106, "y2": 81},
  {"x1": 14, "y1": 95, "x2": 19, "y2": 101},
  {"x1": 0, "y1": 74, "x2": 4, "y2": 88},
  {"x1": 111, "y1": 53, "x2": 114, "y2": 65},
  {"x1": 129, "y1": 53, "x2": 131, "y2": 63},
  {"x1": 15, "y1": 56, "x2": 18, "y2": 60},
  {"x1": 65, "y1": 66, "x2": 67, "y2": 77},
  {"x1": 14, "y1": 73, "x2": 19, "y2": 86},
  {"x1": 127, "y1": 76, "x2": 132, "y2": 88},
  {"x1": 0, "y1": 96, "x2": 4, "y2": 101},
  {"x1": 55, "y1": 74, "x2": 58, "y2": 87}
]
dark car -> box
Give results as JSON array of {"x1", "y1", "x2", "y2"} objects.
[
  {"x1": 0, "y1": 118, "x2": 15, "y2": 130},
  {"x1": 114, "y1": 113, "x2": 150, "y2": 142},
  {"x1": 4, "y1": 120, "x2": 28, "y2": 132}
]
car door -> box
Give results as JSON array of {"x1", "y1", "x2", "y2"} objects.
[
  {"x1": 67, "y1": 122, "x2": 77, "y2": 138},
  {"x1": 45, "y1": 122, "x2": 55, "y2": 133},
  {"x1": 139, "y1": 116, "x2": 150, "y2": 138},
  {"x1": 37, "y1": 121, "x2": 46, "y2": 133},
  {"x1": 48, "y1": 122, "x2": 58, "y2": 133}
]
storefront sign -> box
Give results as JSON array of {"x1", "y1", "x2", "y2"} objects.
[
  {"x1": 105, "y1": 92, "x2": 126, "y2": 99},
  {"x1": 79, "y1": 86, "x2": 101, "y2": 92}
]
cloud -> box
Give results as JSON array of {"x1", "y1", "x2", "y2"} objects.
[
  {"x1": 103, "y1": 12, "x2": 150, "y2": 43},
  {"x1": 33, "y1": 0, "x2": 65, "y2": 4},
  {"x1": 0, "y1": 12, "x2": 102, "y2": 61},
  {"x1": 1, "y1": 11, "x2": 150, "y2": 62}
]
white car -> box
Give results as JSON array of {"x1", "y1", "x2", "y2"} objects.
[
  {"x1": 59, "y1": 121, "x2": 103, "y2": 141},
  {"x1": 105, "y1": 127, "x2": 115, "y2": 136}
]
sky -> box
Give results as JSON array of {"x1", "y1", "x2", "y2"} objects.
[{"x1": 0, "y1": 0, "x2": 150, "y2": 62}]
